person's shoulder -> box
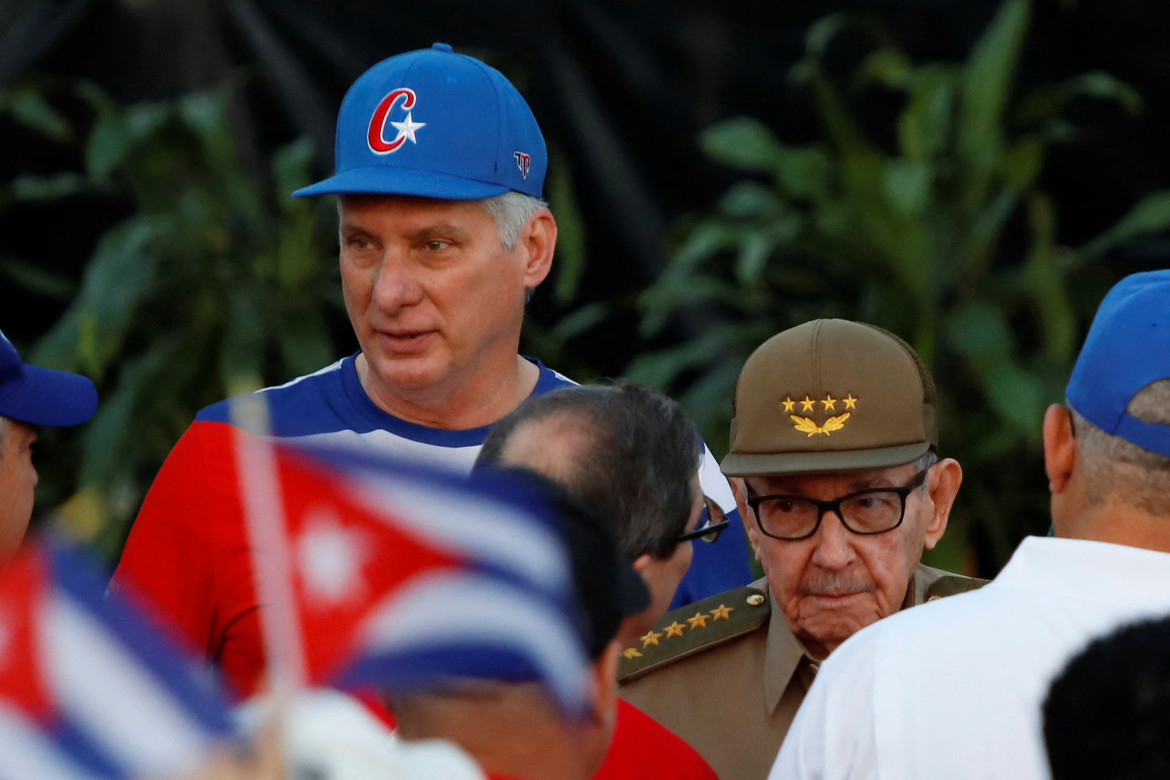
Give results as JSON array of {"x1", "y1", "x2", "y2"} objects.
[
  {"x1": 194, "y1": 359, "x2": 350, "y2": 427},
  {"x1": 618, "y1": 579, "x2": 771, "y2": 684},
  {"x1": 915, "y1": 562, "x2": 989, "y2": 603}
]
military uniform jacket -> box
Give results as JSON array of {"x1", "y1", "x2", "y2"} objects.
[{"x1": 618, "y1": 564, "x2": 984, "y2": 780}]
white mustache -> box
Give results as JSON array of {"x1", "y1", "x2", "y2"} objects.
[{"x1": 798, "y1": 573, "x2": 876, "y2": 597}]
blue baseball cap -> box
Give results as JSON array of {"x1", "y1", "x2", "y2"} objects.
[
  {"x1": 0, "y1": 330, "x2": 97, "y2": 427},
  {"x1": 294, "y1": 43, "x2": 547, "y2": 200},
  {"x1": 1066, "y1": 270, "x2": 1170, "y2": 457}
]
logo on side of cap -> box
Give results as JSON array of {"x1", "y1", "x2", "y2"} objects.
[
  {"x1": 784, "y1": 393, "x2": 859, "y2": 437},
  {"x1": 367, "y1": 88, "x2": 426, "y2": 154},
  {"x1": 514, "y1": 152, "x2": 531, "y2": 179}
]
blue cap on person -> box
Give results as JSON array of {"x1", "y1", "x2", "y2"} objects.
[
  {"x1": 0, "y1": 330, "x2": 97, "y2": 427},
  {"x1": 294, "y1": 42, "x2": 547, "y2": 200},
  {"x1": 1066, "y1": 269, "x2": 1170, "y2": 457}
]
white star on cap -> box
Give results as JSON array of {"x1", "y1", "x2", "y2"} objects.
[
  {"x1": 390, "y1": 111, "x2": 426, "y2": 145},
  {"x1": 297, "y1": 511, "x2": 367, "y2": 606}
]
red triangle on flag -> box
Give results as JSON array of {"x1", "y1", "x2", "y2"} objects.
[{"x1": 274, "y1": 451, "x2": 463, "y2": 682}]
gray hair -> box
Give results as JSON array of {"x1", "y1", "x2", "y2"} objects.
[
  {"x1": 915, "y1": 448, "x2": 939, "y2": 494},
  {"x1": 1070, "y1": 379, "x2": 1170, "y2": 515},
  {"x1": 478, "y1": 191, "x2": 548, "y2": 251}
]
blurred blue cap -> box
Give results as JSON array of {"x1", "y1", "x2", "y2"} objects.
[
  {"x1": 294, "y1": 43, "x2": 546, "y2": 200},
  {"x1": 0, "y1": 330, "x2": 97, "y2": 427},
  {"x1": 1066, "y1": 270, "x2": 1170, "y2": 457}
]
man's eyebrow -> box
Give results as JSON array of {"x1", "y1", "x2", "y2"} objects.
[
  {"x1": 408, "y1": 222, "x2": 470, "y2": 242},
  {"x1": 338, "y1": 220, "x2": 374, "y2": 236},
  {"x1": 752, "y1": 479, "x2": 808, "y2": 496}
]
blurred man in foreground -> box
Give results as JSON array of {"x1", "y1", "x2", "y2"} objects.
[
  {"x1": 621, "y1": 319, "x2": 978, "y2": 779},
  {"x1": 475, "y1": 380, "x2": 721, "y2": 777},
  {"x1": 773, "y1": 271, "x2": 1170, "y2": 779},
  {"x1": 0, "y1": 329, "x2": 96, "y2": 566}
]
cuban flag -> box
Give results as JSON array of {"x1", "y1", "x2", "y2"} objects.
[
  {"x1": 243, "y1": 435, "x2": 592, "y2": 714},
  {"x1": 0, "y1": 543, "x2": 237, "y2": 780}
]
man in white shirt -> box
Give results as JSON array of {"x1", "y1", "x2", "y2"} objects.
[{"x1": 772, "y1": 269, "x2": 1170, "y2": 780}]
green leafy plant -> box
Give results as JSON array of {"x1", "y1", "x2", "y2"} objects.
[
  {"x1": 630, "y1": 0, "x2": 1170, "y2": 574},
  {"x1": 1, "y1": 79, "x2": 343, "y2": 556}
]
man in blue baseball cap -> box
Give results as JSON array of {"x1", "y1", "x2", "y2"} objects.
[
  {"x1": 115, "y1": 43, "x2": 751, "y2": 701},
  {"x1": 0, "y1": 329, "x2": 97, "y2": 565},
  {"x1": 772, "y1": 269, "x2": 1170, "y2": 780}
]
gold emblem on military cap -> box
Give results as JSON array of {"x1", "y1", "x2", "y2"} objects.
[{"x1": 783, "y1": 393, "x2": 858, "y2": 436}]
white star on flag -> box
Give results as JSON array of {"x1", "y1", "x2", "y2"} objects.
[
  {"x1": 297, "y1": 510, "x2": 368, "y2": 606},
  {"x1": 389, "y1": 111, "x2": 426, "y2": 145}
]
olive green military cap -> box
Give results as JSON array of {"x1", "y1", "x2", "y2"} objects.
[{"x1": 721, "y1": 319, "x2": 937, "y2": 476}]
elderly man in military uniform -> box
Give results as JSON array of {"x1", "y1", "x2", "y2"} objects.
[{"x1": 618, "y1": 319, "x2": 983, "y2": 779}]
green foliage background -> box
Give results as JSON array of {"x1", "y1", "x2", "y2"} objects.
[
  {"x1": 3, "y1": 0, "x2": 1168, "y2": 575},
  {"x1": 626, "y1": 0, "x2": 1170, "y2": 574}
]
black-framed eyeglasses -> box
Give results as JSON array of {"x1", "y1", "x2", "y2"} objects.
[
  {"x1": 746, "y1": 469, "x2": 929, "y2": 541},
  {"x1": 677, "y1": 496, "x2": 731, "y2": 544}
]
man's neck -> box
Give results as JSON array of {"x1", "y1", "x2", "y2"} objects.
[
  {"x1": 1058, "y1": 503, "x2": 1170, "y2": 554},
  {"x1": 357, "y1": 353, "x2": 540, "y2": 430}
]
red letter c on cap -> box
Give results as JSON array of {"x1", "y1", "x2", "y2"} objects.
[{"x1": 367, "y1": 88, "x2": 417, "y2": 154}]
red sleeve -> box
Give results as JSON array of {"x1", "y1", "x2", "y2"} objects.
[
  {"x1": 592, "y1": 698, "x2": 718, "y2": 779},
  {"x1": 112, "y1": 421, "x2": 264, "y2": 698}
]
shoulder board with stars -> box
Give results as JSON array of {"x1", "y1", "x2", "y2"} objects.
[{"x1": 618, "y1": 579, "x2": 771, "y2": 684}]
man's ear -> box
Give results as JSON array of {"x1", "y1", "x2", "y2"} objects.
[
  {"x1": 730, "y1": 478, "x2": 761, "y2": 562},
  {"x1": 631, "y1": 552, "x2": 653, "y2": 578},
  {"x1": 520, "y1": 209, "x2": 557, "y2": 288},
  {"x1": 588, "y1": 640, "x2": 621, "y2": 728},
  {"x1": 1043, "y1": 404, "x2": 1077, "y2": 495},
  {"x1": 922, "y1": 458, "x2": 962, "y2": 550}
]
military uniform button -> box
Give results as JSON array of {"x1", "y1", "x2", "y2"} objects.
[{"x1": 746, "y1": 593, "x2": 765, "y2": 606}]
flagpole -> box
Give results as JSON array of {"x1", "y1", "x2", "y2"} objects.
[{"x1": 229, "y1": 392, "x2": 306, "y2": 710}]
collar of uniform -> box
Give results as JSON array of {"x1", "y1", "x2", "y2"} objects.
[
  {"x1": 904, "y1": 569, "x2": 921, "y2": 610},
  {"x1": 763, "y1": 582, "x2": 808, "y2": 714}
]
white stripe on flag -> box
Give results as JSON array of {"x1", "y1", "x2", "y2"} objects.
[
  {"x1": 0, "y1": 705, "x2": 103, "y2": 780},
  {"x1": 349, "y1": 475, "x2": 570, "y2": 594},
  {"x1": 358, "y1": 571, "x2": 591, "y2": 712},
  {"x1": 44, "y1": 595, "x2": 217, "y2": 777}
]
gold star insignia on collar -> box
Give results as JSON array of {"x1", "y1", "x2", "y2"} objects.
[
  {"x1": 663, "y1": 621, "x2": 686, "y2": 638},
  {"x1": 822, "y1": 394, "x2": 836, "y2": 410},
  {"x1": 800, "y1": 396, "x2": 816, "y2": 412},
  {"x1": 844, "y1": 394, "x2": 857, "y2": 409},
  {"x1": 641, "y1": 630, "x2": 663, "y2": 648},
  {"x1": 782, "y1": 397, "x2": 796, "y2": 412},
  {"x1": 710, "y1": 604, "x2": 733, "y2": 621},
  {"x1": 687, "y1": 612, "x2": 710, "y2": 630},
  {"x1": 623, "y1": 647, "x2": 643, "y2": 659}
]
